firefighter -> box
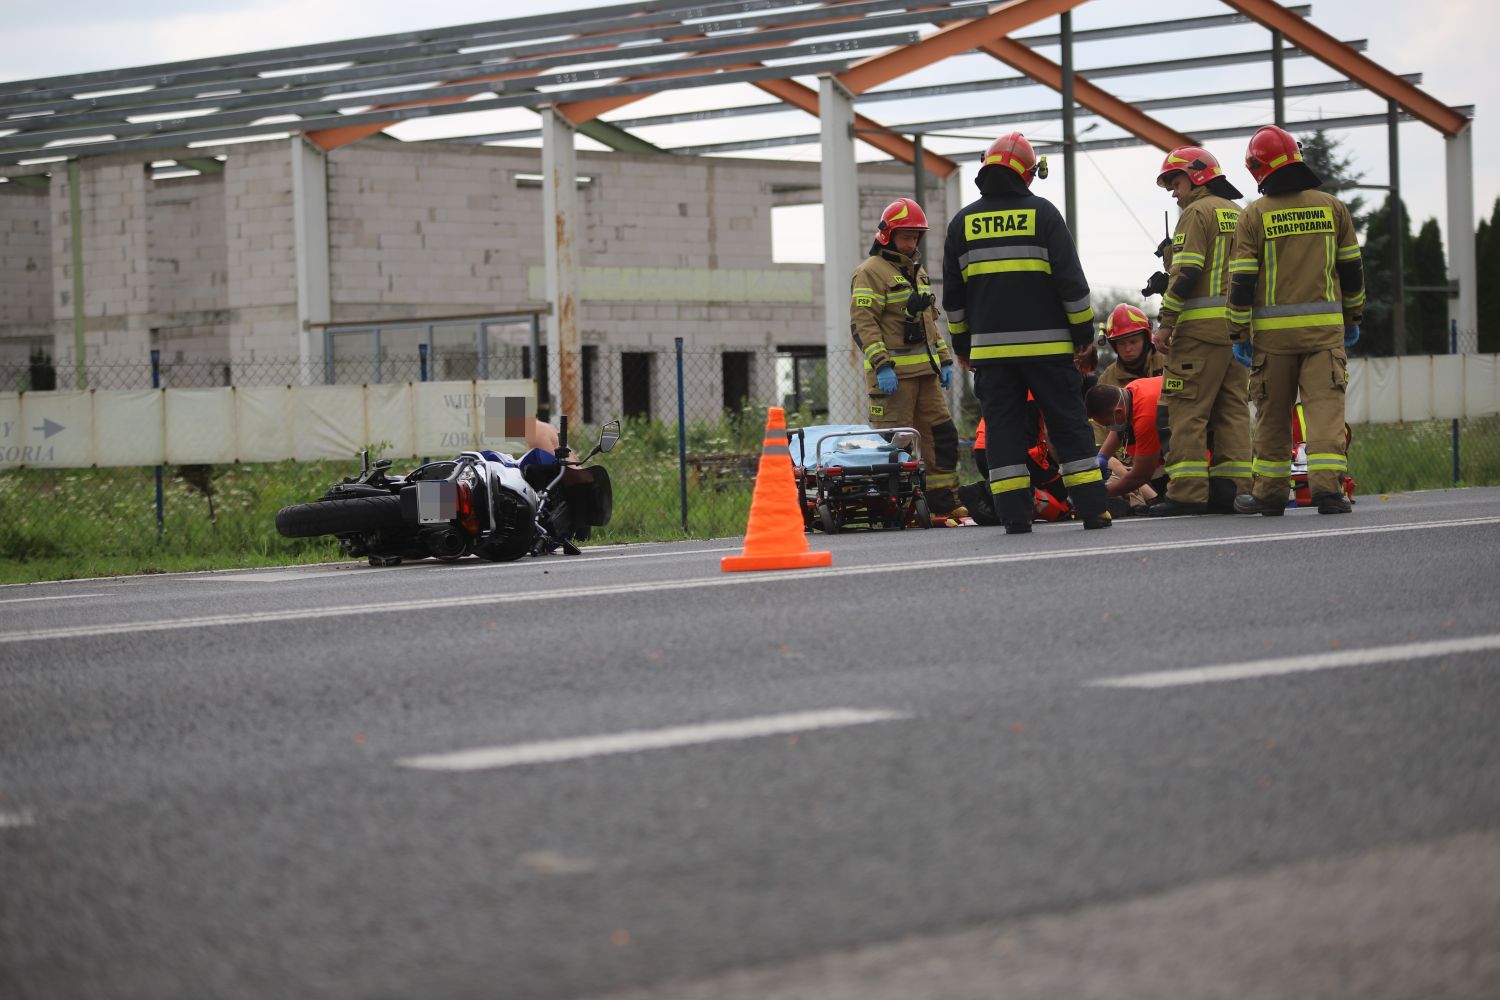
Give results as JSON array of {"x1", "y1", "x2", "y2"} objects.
[
  {"x1": 850, "y1": 197, "x2": 962, "y2": 514},
  {"x1": 942, "y1": 132, "x2": 1108, "y2": 535},
  {"x1": 1097, "y1": 303, "x2": 1163, "y2": 391},
  {"x1": 1228, "y1": 126, "x2": 1365, "y2": 515},
  {"x1": 1148, "y1": 145, "x2": 1254, "y2": 515}
]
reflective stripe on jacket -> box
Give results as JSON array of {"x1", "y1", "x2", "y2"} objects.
[
  {"x1": 941, "y1": 192, "x2": 1093, "y2": 366},
  {"x1": 1160, "y1": 186, "x2": 1241, "y2": 346},
  {"x1": 849, "y1": 248, "x2": 950, "y2": 378},
  {"x1": 1227, "y1": 189, "x2": 1363, "y2": 354}
]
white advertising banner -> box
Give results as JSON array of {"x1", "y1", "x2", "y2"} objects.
[
  {"x1": 413, "y1": 381, "x2": 478, "y2": 455},
  {"x1": 1464, "y1": 354, "x2": 1499, "y2": 417},
  {"x1": 165, "y1": 388, "x2": 236, "y2": 465},
  {"x1": 366, "y1": 382, "x2": 414, "y2": 459},
  {"x1": 1362, "y1": 357, "x2": 1401, "y2": 423},
  {"x1": 15, "y1": 390, "x2": 94, "y2": 468},
  {"x1": 236, "y1": 386, "x2": 293, "y2": 463},
  {"x1": 95, "y1": 391, "x2": 163, "y2": 468},
  {"x1": 292, "y1": 386, "x2": 363, "y2": 462}
]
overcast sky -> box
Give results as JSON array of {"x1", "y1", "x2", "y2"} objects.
[{"x1": 1, "y1": 0, "x2": 1491, "y2": 297}]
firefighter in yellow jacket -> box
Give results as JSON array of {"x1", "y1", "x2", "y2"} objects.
[
  {"x1": 850, "y1": 197, "x2": 961, "y2": 513},
  {"x1": 1147, "y1": 146, "x2": 1254, "y2": 515},
  {"x1": 1228, "y1": 126, "x2": 1365, "y2": 515}
]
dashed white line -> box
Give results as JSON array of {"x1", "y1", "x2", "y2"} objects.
[
  {"x1": 1090, "y1": 633, "x2": 1500, "y2": 689},
  {"x1": 0, "y1": 593, "x2": 105, "y2": 605},
  {"x1": 397, "y1": 708, "x2": 909, "y2": 772},
  {"x1": 1, "y1": 515, "x2": 1494, "y2": 645}
]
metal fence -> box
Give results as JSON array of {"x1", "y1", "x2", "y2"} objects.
[{"x1": 2, "y1": 346, "x2": 1498, "y2": 576}]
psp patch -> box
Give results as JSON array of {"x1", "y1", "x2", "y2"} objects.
[
  {"x1": 869, "y1": 403, "x2": 885, "y2": 418},
  {"x1": 1164, "y1": 376, "x2": 1185, "y2": 392}
]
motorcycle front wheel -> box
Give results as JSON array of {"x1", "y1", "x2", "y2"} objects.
[{"x1": 274, "y1": 495, "x2": 405, "y2": 538}]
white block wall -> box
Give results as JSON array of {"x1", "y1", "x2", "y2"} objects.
[{"x1": 0, "y1": 184, "x2": 51, "y2": 363}]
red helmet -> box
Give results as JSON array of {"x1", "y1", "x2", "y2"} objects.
[
  {"x1": 981, "y1": 132, "x2": 1046, "y2": 186},
  {"x1": 1104, "y1": 303, "x2": 1151, "y2": 341},
  {"x1": 1245, "y1": 125, "x2": 1304, "y2": 188},
  {"x1": 1157, "y1": 145, "x2": 1226, "y2": 188},
  {"x1": 875, "y1": 197, "x2": 928, "y2": 246}
]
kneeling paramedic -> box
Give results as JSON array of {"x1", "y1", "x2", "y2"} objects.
[
  {"x1": 850, "y1": 197, "x2": 962, "y2": 514},
  {"x1": 1085, "y1": 377, "x2": 1168, "y2": 502},
  {"x1": 942, "y1": 132, "x2": 1108, "y2": 535}
]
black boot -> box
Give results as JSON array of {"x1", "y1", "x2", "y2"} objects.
[
  {"x1": 1146, "y1": 498, "x2": 1209, "y2": 517},
  {"x1": 1314, "y1": 492, "x2": 1352, "y2": 514},
  {"x1": 1004, "y1": 521, "x2": 1033, "y2": 535},
  {"x1": 1207, "y1": 478, "x2": 1238, "y2": 514},
  {"x1": 1232, "y1": 493, "x2": 1285, "y2": 516}
]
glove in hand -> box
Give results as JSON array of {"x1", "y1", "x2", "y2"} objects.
[
  {"x1": 1141, "y1": 271, "x2": 1170, "y2": 297},
  {"x1": 1344, "y1": 323, "x2": 1361, "y2": 349},
  {"x1": 876, "y1": 365, "x2": 898, "y2": 395},
  {"x1": 904, "y1": 290, "x2": 936, "y2": 317},
  {"x1": 1231, "y1": 341, "x2": 1253, "y2": 368},
  {"x1": 939, "y1": 363, "x2": 953, "y2": 390}
]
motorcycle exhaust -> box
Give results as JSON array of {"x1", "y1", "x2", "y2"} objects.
[{"x1": 419, "y1": 527, "x2": 468, "y2": 560}]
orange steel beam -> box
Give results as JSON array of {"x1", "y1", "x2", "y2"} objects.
[
  {"x1": 836, "y1": 0, "x2": 1087, "y2": 96},
  {"x1": 754, "y1": 77, "x2": 959, "y2": 177},
  {"x1": 980, "y1": 37, "x2": 1195, "y2": 153},
  {"x1": 1219, "y1": 0, "x2": 1469, "y2": 136}
]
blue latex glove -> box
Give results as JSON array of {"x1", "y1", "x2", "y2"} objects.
[
  {"x1": 1097, "y1": 454, "x2": 1112, "y2": 475},
  {"x1": 876, "y1": 365, "x2": 898, "y2": 395},
  {"x1": 939, "y1": 363, "x2": 953, "y2": 390},
  {"x1": 1344, "y1": 323, "x2": 1361, "y2": 349},
  {"x1": 1231, "y1": 341, "x2": 1253, "y2": 368}
]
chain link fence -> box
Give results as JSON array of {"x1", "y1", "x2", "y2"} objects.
[{"x1": 2, "y1": 347, "x2": 1497, "y2": 579}]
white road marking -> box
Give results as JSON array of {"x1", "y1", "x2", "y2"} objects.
[
  {"x1": 0, "y1": 809, "x2": 36, "y2": 829},
  {"x1": 2, "y1": 515, "x2": 1495, "y2": 645},
  {"x1": 209, "y1": 570, "x2": 357, "y2": 583},
  {"x1": 397, "y1": 708, "x2": 908, "y2": 772},
  {"x1": 1091, "y1": 633, "x2": 1500, "y2": 689},
  {"x1": 0, "y1": 593, "x2": 105, "y2": 605}
]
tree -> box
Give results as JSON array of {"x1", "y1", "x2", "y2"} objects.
[
  {"x1": 1479, "y1": 197, "x2": 1500, "y2": 353},
  {"x1": 1295, "y1": 129, "x2": 1368, "y2": 234},
  {"x1": 1361, "y1": 196, "x2": 1448, "y2": 356},
  {"x1": 1407, "y1": 218, "x2": 1449, "y2": 355}
]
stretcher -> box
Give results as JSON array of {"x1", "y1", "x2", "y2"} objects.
[{"x1": 788, "y1": 424, "x2": 930, "y2": 533}]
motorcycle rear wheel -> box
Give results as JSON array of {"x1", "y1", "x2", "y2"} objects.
[{"x1": 275, "y1": 495, "x2": 405, "y2": 538}]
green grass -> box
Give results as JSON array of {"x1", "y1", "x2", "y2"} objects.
[{"x1": 2, "y1": 413, "x2": 1496, "y2": 584}]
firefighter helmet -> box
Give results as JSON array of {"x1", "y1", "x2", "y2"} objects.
[
  {"x1": 1105, "y1": 304, "x2": 1151, "y2": 341},
  {"x1": 1244, "y1": 125, "x2": 1304, "y2": 188},
  {"x1": 875, "y1": 197, "x2": 929, "y2": 246},
  {"x1": 1157, "y1": 145, "x2": 1226, "y2": 188},
  {"x1": 980, "y1": 132, "x2": 1046, "y2": 186}
]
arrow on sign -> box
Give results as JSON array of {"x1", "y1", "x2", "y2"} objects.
[{"x1": 33, "y1": 418, "x2": 64, "y2": 438}]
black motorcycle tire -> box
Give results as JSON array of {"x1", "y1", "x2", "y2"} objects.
[{"x1": 274, "y1": 495, "x2": 405, "y2": 538}]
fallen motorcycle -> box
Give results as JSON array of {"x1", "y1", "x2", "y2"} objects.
[{"x1": 274, "y1": 417, "x2": 619, "y2": 566}]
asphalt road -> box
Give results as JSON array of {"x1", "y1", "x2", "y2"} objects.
[{"x1": 2, "y1": 487, "x2": 1498, "y2": 999}]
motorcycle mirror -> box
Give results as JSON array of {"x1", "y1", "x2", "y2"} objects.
[{"x1": 597, "y1": 420, "x2": 621, "y2": 454}]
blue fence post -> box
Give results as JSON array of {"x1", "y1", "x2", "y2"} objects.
[
  {"x1": 676, "y1": 337, "x2": 688, "y2": 534},
  {"x1": 1451, "y1": 319, "x2": 1460, "y2": 485},
  {"x1": 150, "y1": 349, "x2": 164, "y2": 545},
  {"x1": 419, "y1": 343, "x2": 430, "y2": 464}
]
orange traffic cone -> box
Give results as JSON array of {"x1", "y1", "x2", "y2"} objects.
[{"x1": 721, "y1": 407, "x2": 833, "y2": 573}]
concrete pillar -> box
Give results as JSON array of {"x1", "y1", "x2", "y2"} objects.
[
  {"x1": 50, "y1": 157, "x2": 152, "y2": 383},
  {"x1": 1388, "y1": 103, "x2": 1406, "y2": 355},
  {"x1": 291, "y1": 137, "x2": 330, "y2": 385},
  {"x1": 542, "y1": 107, "x2": 581, "y2": 421},
  {"x1": 1060, "y1": 11, "x2": 1077, "y2": 242},
  {"x1": 1444, "y1": 125, "x2": 1477, "y2": 351},
  {"x1": 1272, "y1": 30, "x2": 1286, "y2": 128},
  {"x1": 819, "y1": 74, "x2": 861, "y2": 423}
]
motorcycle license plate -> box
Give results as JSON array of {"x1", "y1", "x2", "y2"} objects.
[{"x1": 414, "y1": 481, "x2": 457, "y2": 524}]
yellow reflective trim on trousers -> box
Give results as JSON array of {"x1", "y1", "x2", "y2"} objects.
[
  {"x1": 1067, "y1": 308, "x2": 1093, "y2": 324},
  {"x1": 971, "y1": 341, "x2": 1074, "y2": 360},
  {"x1": 990, "y1": 476, "x2": 1030, "y2": 494},
  {"x1": 1165, "y1": 460, "x2": 1209, "y2": 476},
  {"x1": 1307, "y1": 462, "x2": 1347, "y2": 472},
  {"x1": 947, "y1": 320, "x2": 969, "y2": 333},
  {"x1": 1210, "y1": 462, "x2": 1253, "y2": 475},
  {"x1": 1306, "y1": 452, "x2": 1347, "y2": 465},
  {"x1": 1253, "y1": 459, "x2": 1292, "y2": 476},
  {"x1": 1178, "y1": 306, "x2": 1227, "y2": 322},
  {"x1": 962, "y1": 259, "x2": 1052, "y2": 279},
  {"x1": 1251, "y1": 312, "x2": 1344, "y2": 331},
  {"x1": 1062, "y1": 468, "x2": 1104, "y2": 488}
]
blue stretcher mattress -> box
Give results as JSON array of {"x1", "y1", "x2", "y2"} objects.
[{"x1": 792, "y1": 424, "x2": 913, "y2": 469}]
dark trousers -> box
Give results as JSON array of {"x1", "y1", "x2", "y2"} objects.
[{"x1": 975, "y1": 360, "x2": 1107, "y2": 525}]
